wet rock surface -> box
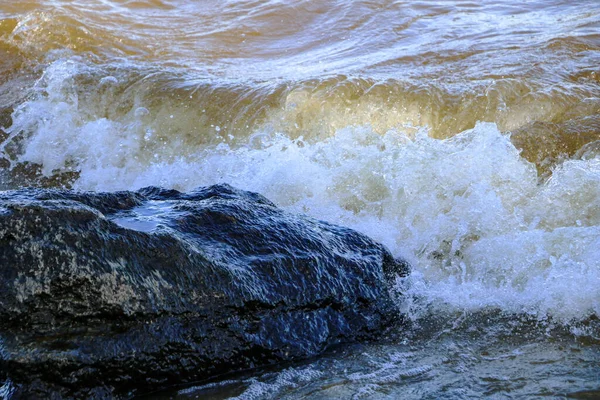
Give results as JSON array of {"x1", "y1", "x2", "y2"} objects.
[{"x1": 0, "y1": 184, "x2": 407, "y2": 399}]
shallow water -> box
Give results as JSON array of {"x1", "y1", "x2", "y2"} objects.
[
  {"x1": 141, "y1": 313, "x2": 599, "y2": 399},
  {"x1": 1, "y1": 0, "x2": 599, "y2": 398}
]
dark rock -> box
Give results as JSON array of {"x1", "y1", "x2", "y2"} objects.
[{"x1": 0, "y1": 184, "x2": 408, "y2": 398}]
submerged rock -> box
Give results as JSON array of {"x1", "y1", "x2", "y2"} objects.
[{"x1": 0, "y1": 184, "x2": 407, "y2": 398}]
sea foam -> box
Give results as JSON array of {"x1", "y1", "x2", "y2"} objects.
[{"x1": 3, "y1": 58, "x2": 599, "y2": 326}]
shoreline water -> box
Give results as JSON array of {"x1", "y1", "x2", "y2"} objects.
[{"x1": 156, "y1": 313, "x2": 600, "y2": 399}]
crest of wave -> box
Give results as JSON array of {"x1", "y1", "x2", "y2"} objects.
[{"x1": 4, "y1": 58, "x2": 600, "y2": 325}]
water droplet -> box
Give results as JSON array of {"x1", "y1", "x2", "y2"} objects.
[
  {"x1": 99, "y1": 76, "x2": 118, "y2": 85},
  {"x1": 135, "y1": 107, "x2": 150, "y2": 118},
  {"x1": 144, "y1": 128, "x2": 154, "y2": 141}
]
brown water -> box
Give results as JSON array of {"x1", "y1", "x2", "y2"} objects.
[{"x1": 0, "y1": 1, "x2": 599, "y2": 398}]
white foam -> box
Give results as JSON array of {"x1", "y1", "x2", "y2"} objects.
[
  {"x1": 3, "y1": 58, "x2": 600, "y2": 325},
  {"x1": 229, "y1": 367, "x2": 323, "y2": 400}
]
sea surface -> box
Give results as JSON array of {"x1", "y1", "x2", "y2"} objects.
[{"x1": 1, "y1": 0, "x2": 599, "y2": 398}]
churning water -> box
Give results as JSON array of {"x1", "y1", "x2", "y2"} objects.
[{"x1": 1, "y1": 0, "x2": 599, "y2": 398}]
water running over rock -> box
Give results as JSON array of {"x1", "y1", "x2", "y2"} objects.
[{"x1": 0, "y1": 184, "x2": 407, "y2": 398}]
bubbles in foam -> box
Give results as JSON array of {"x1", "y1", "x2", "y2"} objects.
[
  {"x1": 2, "y1": 57, "x2": 599, "y2": 326},
  {"x1": 231, "y1": 367, "x2": 323, "y2": 400}
]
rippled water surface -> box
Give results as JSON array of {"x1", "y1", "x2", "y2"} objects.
[
  {"x1": 1, "y1": 0, "x2": 599, "y2": 398},
  {"x1": 139, "y1": 314, "x2": 599, "y2": 399}
]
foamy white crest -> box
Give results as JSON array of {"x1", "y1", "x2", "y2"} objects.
[
  {"x1": 6, "y1": 60, "x2": 128, "y2": 173},
  {"x1": 4, "y1": 58, "x2": 600, "y2": 324},
  {"x1": 229, "y1": 367, "x2": 323, "y2": 400}
]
